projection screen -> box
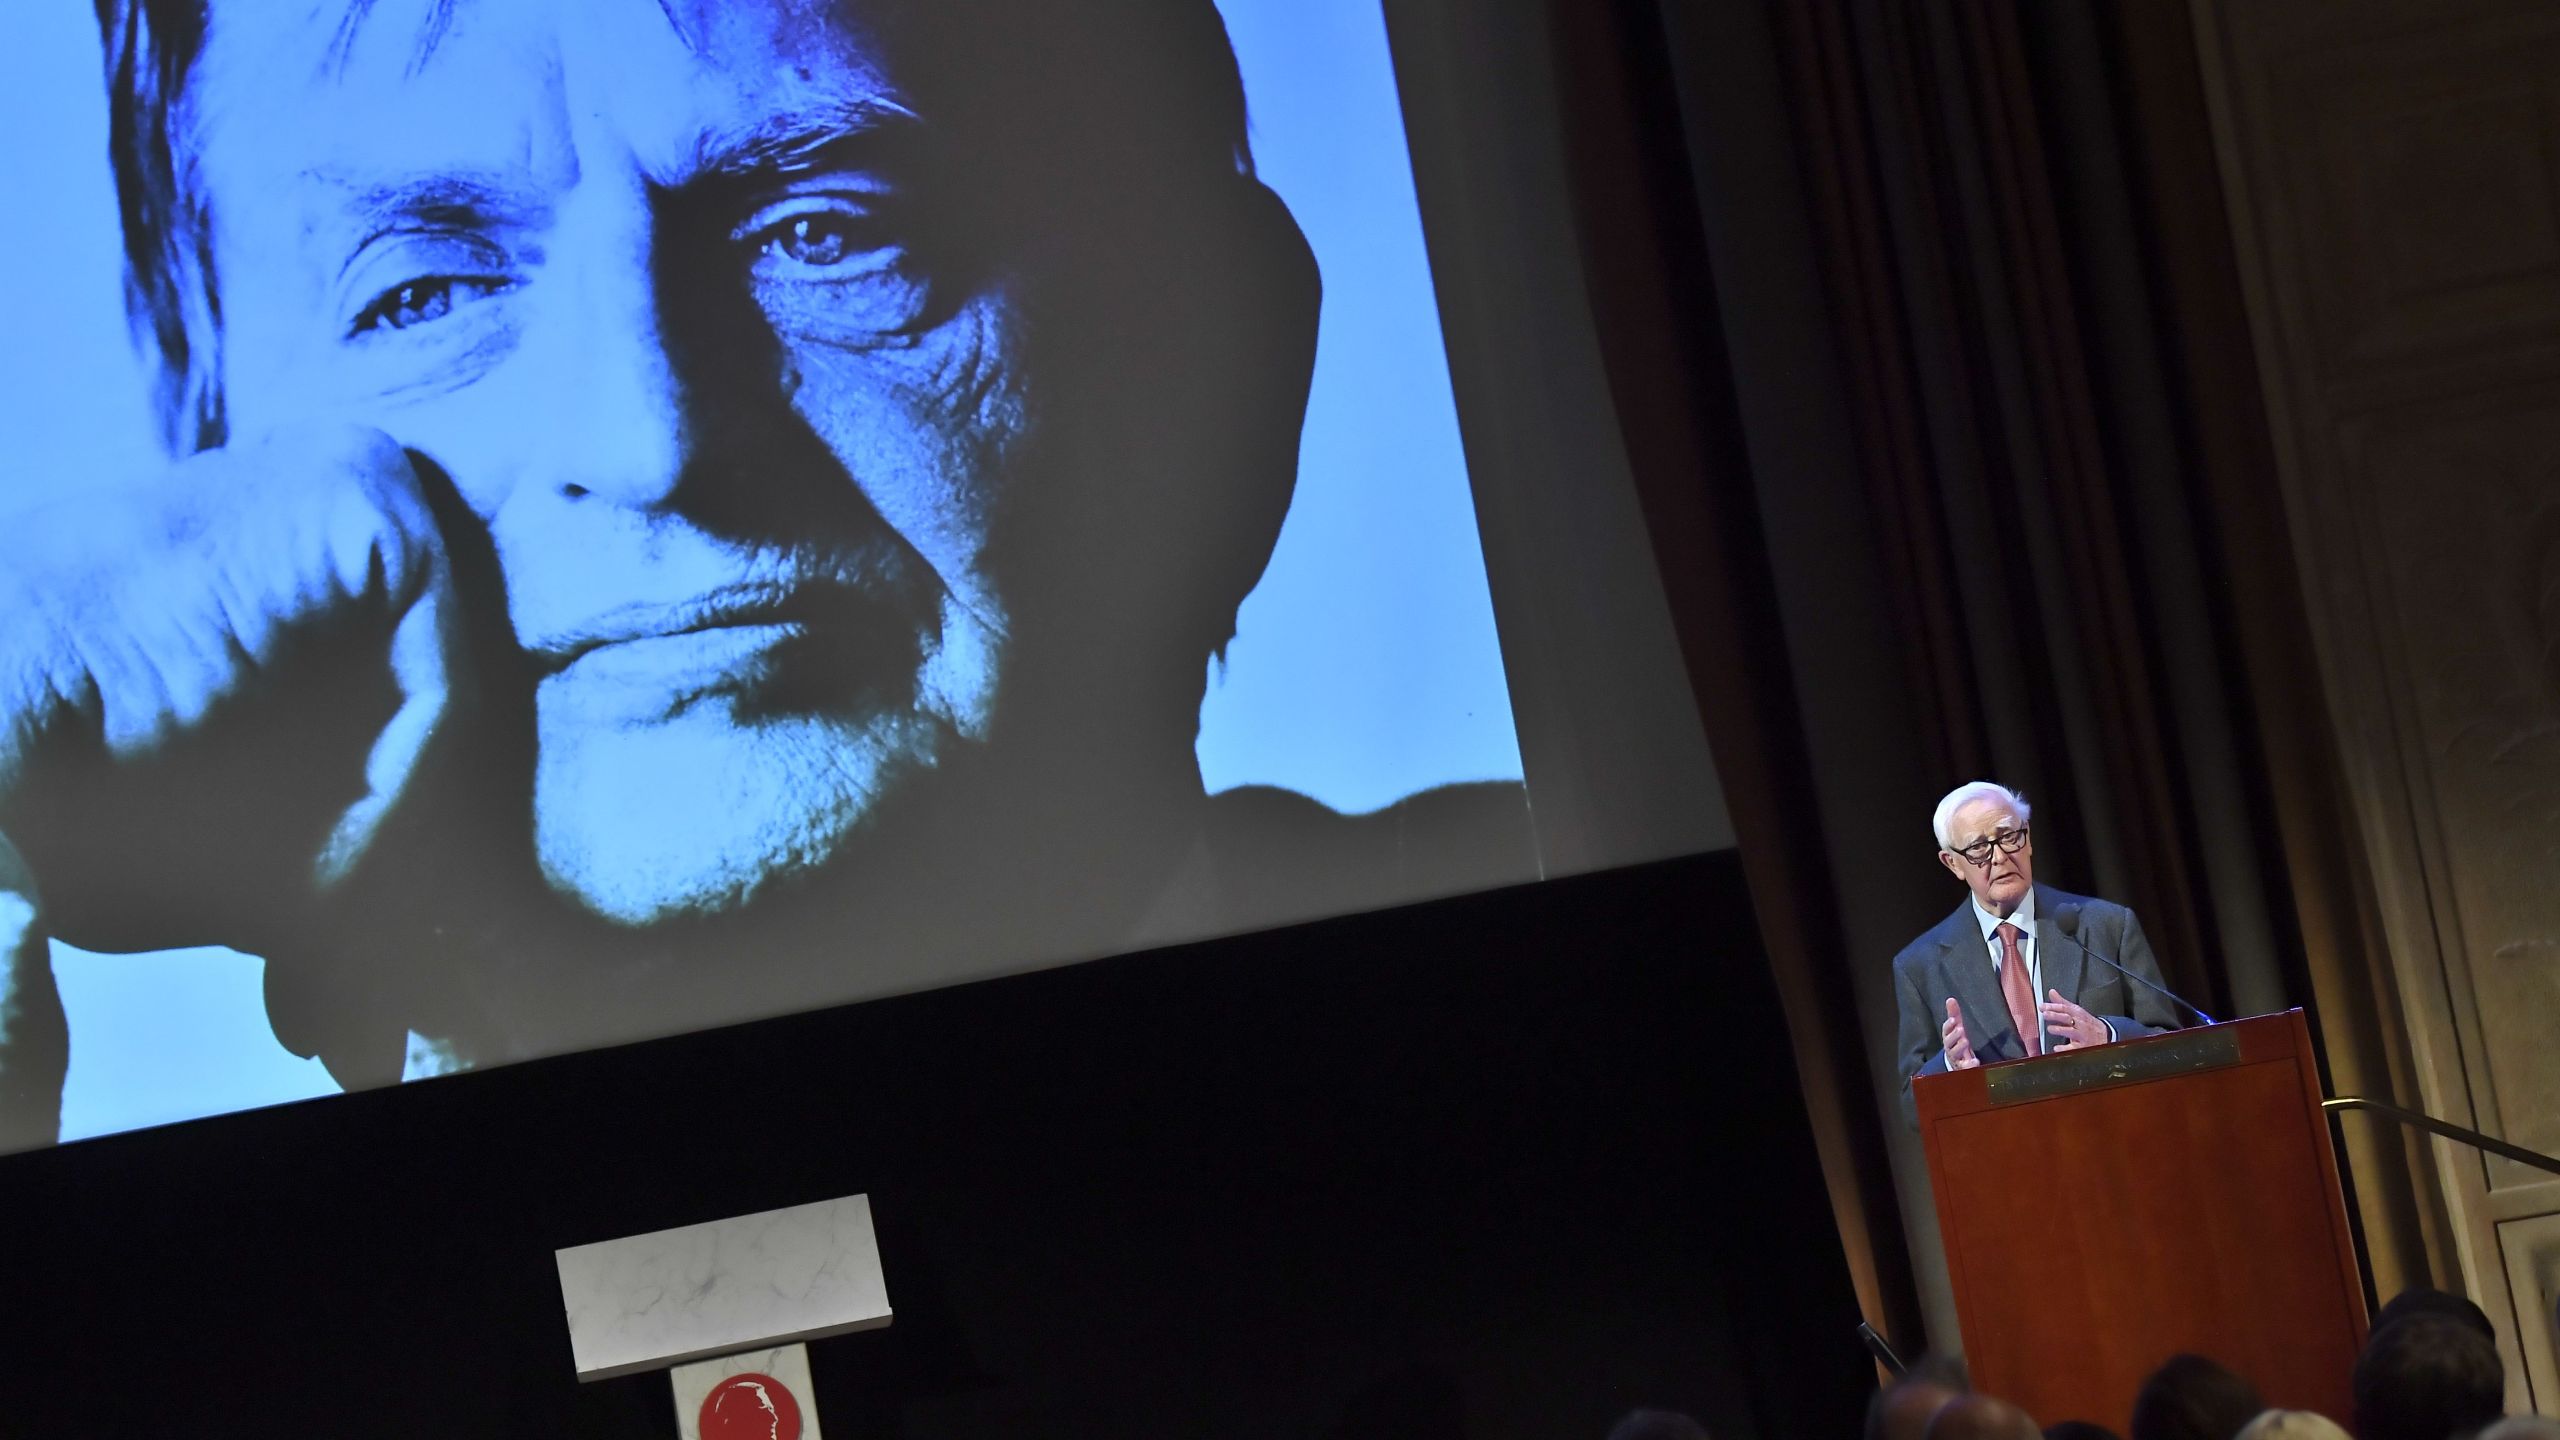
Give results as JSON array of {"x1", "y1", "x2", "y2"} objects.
[{"x1": 0, "y1": 0, "x2": 1722, "y2": 1148}]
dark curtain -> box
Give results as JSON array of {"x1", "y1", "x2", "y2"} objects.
[
  {"x1": 1534, "y1": 0, "x2": 1925, "y2": 1359},
  {"x1": 1762, "y1": 0, "x2": 2248, "y2": 1015}
]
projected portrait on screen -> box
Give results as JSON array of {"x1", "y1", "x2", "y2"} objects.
[{"x1": 0, "y1": 0, "x2": 1534, "y2": 1145}]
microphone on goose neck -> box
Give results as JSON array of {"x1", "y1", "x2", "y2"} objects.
[{"x1": 2054, "y1": 904, "x2": 2218, "y2": 1027}]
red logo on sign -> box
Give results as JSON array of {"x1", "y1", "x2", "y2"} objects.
[{"x1": 700, "y1": 1372, "x2": 804, "y2": 1440}]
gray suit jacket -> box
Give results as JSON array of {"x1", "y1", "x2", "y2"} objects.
[{"x1": 1893, "y1": 884, "x2": 2182, "y2": 1127}]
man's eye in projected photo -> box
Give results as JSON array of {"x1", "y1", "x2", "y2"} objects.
[{"x1": 0, "y1": 0, "x2": 1536, "y2": 1147}]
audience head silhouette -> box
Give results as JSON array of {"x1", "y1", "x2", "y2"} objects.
[
  {"x1": 2045, "y1": 1422, "x2": 2125, "y2": 1440},
  {"x1": 2233, "y1": 1411, "x2": 2349, "y2": 1440},
  {"x1": 2353, "y1": 1313, "x2": 2505, "y2": 1440},
  {"x1": 2373, "y1": 1287, "x2": 2500, "y2": 1348},
  {"x1": 1869, "y1": 1354, "x2": 1972, "y2": 1440},
  {"x1": 1926, "y1": 1393, "x2": 2042, "y2": 1440},
  {"x1": 2129, "y1": 1354, "x2": 2265, "y2": 1440}
]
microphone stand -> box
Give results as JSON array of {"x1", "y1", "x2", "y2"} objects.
[{"x1": 2055, "y1": 904, "x2": 2218, "y2": 1028}]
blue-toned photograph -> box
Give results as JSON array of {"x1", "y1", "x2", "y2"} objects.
[{"x1": 0, "y1": 0, "x2": 1528, "y2": 1147}]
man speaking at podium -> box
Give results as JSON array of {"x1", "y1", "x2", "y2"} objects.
[{"x1": 1893, "y1": 781, "x2": 2183, "y2": 1126}]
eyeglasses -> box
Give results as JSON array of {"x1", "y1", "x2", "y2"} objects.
[{"x1": 1948, "y1": 827, "x2": 2030, "y2": 867}]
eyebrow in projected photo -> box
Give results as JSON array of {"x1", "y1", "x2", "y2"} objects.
[{"x1": 0, "y1": 0, "x2": 1536, "y2": 1148}]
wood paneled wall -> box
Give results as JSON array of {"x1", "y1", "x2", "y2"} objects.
[{"x1": 2187, "y1": 0, "x2": 2560, "y2": 1410}]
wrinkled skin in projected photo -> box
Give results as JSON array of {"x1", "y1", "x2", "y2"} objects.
[{"x1": 0, "y1": 0, "x2": 1533, "y2": 1146}]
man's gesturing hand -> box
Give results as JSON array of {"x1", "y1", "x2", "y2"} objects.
[
  {"x1": 0, "y1": 425, "x2": 462, "y2": 956},
  {"x1": 2041, "y1": 992, "x2": 2111, "y2": 1051},
  {"x1": 1941, "y1": 996, "x2": 1979, "y2": 1070}
]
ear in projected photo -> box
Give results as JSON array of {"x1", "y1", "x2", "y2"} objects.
[{"x1": 0, "y1": 0, "x2": 1530, "y2": 1149}]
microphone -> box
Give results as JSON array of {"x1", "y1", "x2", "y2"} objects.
[{"x1": 2054, "y1": 904, "x2": 2217, "y2": 1027}]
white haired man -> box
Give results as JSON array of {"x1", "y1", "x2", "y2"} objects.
[{"x1": 1891, "y1": 781, "x2": 2181, "y2": 1127}]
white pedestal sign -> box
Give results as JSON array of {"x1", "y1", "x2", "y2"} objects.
[{"x1": 554, "y1": 1193, "x2": 891, "y2": 1434}]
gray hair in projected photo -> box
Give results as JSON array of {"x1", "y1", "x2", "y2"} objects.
[{"x1": 0, "y1": 0, "x2": 1533, "y2": 1150}]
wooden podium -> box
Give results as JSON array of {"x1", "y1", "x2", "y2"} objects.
[{"x1": 1914, "y1": 1010, "x2": 2368, "y2": 1434}]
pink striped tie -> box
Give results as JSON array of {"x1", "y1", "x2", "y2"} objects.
[{"x1": 1997, "y1": 922, "x2": 2040, "y2": 1057}]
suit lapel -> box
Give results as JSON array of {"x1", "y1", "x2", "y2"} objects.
[{"x1": 1936, "y1": 903, "x2": 2022, "y2": 1061}]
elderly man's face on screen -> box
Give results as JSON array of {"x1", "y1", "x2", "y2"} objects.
[
  {"x1": 26, "y1": 0, "x2": 1316, "y2": 1073},
  {"x1": 191, "y1": 0, "x2": 1026, "y2": 926},
  {"x1": 180, "y1": 0, "x2": 1199, "y2": 930}
]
